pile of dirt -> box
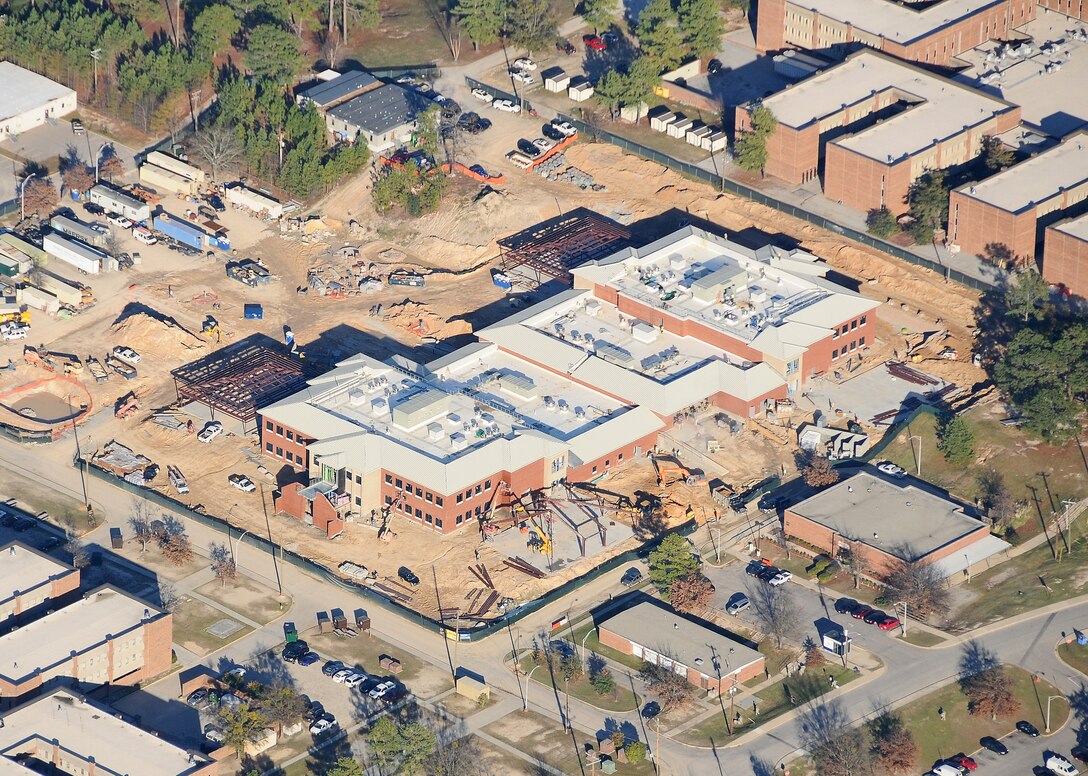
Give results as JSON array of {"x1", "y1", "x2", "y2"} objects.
[
  {"x1": 384, "y1": 299, "x2": 473, "y2": 340},
  {"x1": 110, "y1": 307, "x2": 207, "y2": 359}
]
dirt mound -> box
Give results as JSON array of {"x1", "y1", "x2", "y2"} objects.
[
  {"x1": 384, "y1": 299, "x2": 473, "y2": 340},
  {"x1": 111, "y1": 308, "x2": 206, "y2": 360}
]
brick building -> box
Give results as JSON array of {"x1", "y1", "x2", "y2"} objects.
[
  {"x1": 755, "y1": 0, "x2": 1039, "y2": 65},
  {"x1": 0, "y1": 688, "x2": 216, "y2": 775},
  {"x1": 0, "y1": 542, "x2": 80, "y2": 625},
  {"x1": 260, "y1": 226, "x2": 879, "y2": 537},
  {"x1": 0, "y1": 585, "x2": 172, "y2": 708},
  {"x1": 949, "y1": 132, "x2": 1088, "y2": 262},
  {"x1": 597, "y1": 601, "x2": 765, "y2": 692},
  {"x1": 1043, "y1": 213, "x2": 1088, "y2": 297},
  {"x1": 737, "y1": 51, "x2": 1020, "y2": 213},
  {"x1": 783, "y1": 471, "x2": 1008, "y2": 579}
]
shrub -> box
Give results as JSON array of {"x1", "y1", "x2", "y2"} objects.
[
  {"x1": 866, "y1": 207, "x2": 898, "y2": 238},
  {"x1": 625, "y1": 741, "x2": 648, "y2": 763}
]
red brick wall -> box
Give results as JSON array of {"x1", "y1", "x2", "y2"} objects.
[
  {"x1": 807, "y1": 313, "x2": 876, "y2": 379},
  {"x1": 1038, "y1": 0, "x2": 1088, "y2": 19},
  {"x1": 755, "y1": 0, "x2": 786, "y2": 51},
  {"x1": 1043, "y1": 226, "x2": 1088, "y2": 299},
  {"x1": 140, "y1": 613, "x2": 174, "y2": 682},
  {"x1": 824, "y1": 144, "x2": 913, "y2": 214},
  {"x1": 258, "y1": 415, "x2": 311, "y2": 470},
  {"x1": 567, "y1": 429, "x2": 659, "y2": 482},
  {"x1": 736, "y1": 107, "x2": 820, "y2": 184},
  {"x1": 949, "y1": 190, "x2": 1038, "y2": 261}
]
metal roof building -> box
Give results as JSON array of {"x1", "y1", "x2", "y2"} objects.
[
  {"x1": 296, "y1": 69, "x2": 379, "y2": 109},
  {"x1": 0, "y1": 62, "x2": 77, "y2": 139},
  {"x1": 326, "y1": 84, "x2": 435, "y2": 151}
]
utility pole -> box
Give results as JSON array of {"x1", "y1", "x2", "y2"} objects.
[{"x1": 89, "y1": 48, "x2": 101, "y2": 96}]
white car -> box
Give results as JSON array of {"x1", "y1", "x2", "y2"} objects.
[
  {"x1": 90, "y1": 223, "x2": 109, "y2": 235},
  {"x1": 219, "y1": 693, "x2": 243, "y2": 708},
  {"x1": 514, "y1": 57, "x2": 537, "y2": 70},
  {"x1": 204, "y1": 725, "x2": 225, "y2": 744},
  {"x1": 309, "y1": 717, "x2": 336, "y2": 736},
  {"x1": 876, "y1": 461, "x2": 907, "y2": 478},
  {"x1": 0, "y1": 323, "x2": 28, "y2": 341},
  {"x1": 551, "y1": 120, "x2": 577, "y2": 137},
  {"x1": 471, "y1": 87, "x2": 493, "y2": 103},
  {"x1": 197, "y1": 421, "x2": 223, "y2": 444},
  {"x1": 533, "y1": 137, "x2": 555, "y2": 152},
  {"x1": 229, "y1": 474, "x2": 256, "y2": 493},
  {"x1": 112, "y1": 346, "x2": 141, "y2": 364},
  {"x1": 222, "y1": 667, "x2": 247, "y2": 682},
  {"x1": 332, "y1": 668, "x2": 355, "y2": 684},
  {"x1": 1046, "y1": 755, "x2": 1079, "y2": 776},
  {"x1": 368, "y1": 681, "x2": 396, "y2": 700},
  {"x1": 769, "y1": 571, "x2": 793, "y2": 586},
  {"x1": 107, "y1": 213, "x2": 133, "y2": 229},
  {"x1": 343, "y1": 672, "x2": 367, "y2": 688},
  {"x1": 510, "y1": 69, "x2": 535, "y2": 85},
  {"x1": 493, "y1": 99, "x2": 521, "y2": 113}
]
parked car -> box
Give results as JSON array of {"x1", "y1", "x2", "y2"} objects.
[
  {"x1": 929, "y1": 766, "x2": 962, "y2": 776},
  {"x1": 298, "y1": 651, "x2": 321, "y2": 667},
  {"x1": 542, "y1": 123, "x2": 565, "y2": 141},
  {"x1": 1, "y1": 323, "x2": 29, "y2": 340},
  {"x1": 134, "y1": 227, "x2": 158, "y2": 245},
  {"x1": 726, "y1": 594, "x2": 750, "y2": 615},
  {"x1": 877, "y1": 616, "x2": 901, "y2": 631},
  {"x1": 37, "y1": 535, "x2": 63, "y2": 552},
  {"x1": 13, "y1": 517, "x2": 35, "y2": 532},
  {"x1": 620, "y1": 567, "x2": 643, "y2": 587},
  {"x1": 768, "y1": 571, "x2": 792, "y2": 587},
  {"x1": 510, "y1": 69, "x2": 535, "y2": 85},
  {"x1": 514, "y1": 57, "x2": 537, "y2": 70},
  {"x1": 204, "y1": 724, "x2": 225, "y2": 744},
  {"x1": 309, "y1": 716, "x2": 337, "y2": 736},
  {"x1": 440, "y1": 99, "x2": 461, "y2": 119},
  {"x1": 71, "y1": 119, "x2": 85, "y2": 135},
  {"x1": 948, "y1": 754, "x2": 978, "y2": 771},
  {"x1": 186, "y1": 689, "x2": 209, "y2": 707},
  {"x1": 493, "y1": 99, "x2": 521, "y2": 113},
  {"x1": 1072, "y1": 747, "x2": 1088, "y2": 763},
  {"x1": 323, "y1": 660, "x2": 346, "y2": 677},
  {"x1": 107, "y1": 213, "x2": 133, "y2": 229},
  {"x1": 343, "y1": 672, "x2": 368, "y2": 688},
  {"x1": 471, "y1": 88, "x2": 494, "y2": 103},
  {"x1": 979, "y1": 736, "x2": 1009, "y2": 755},
  {"x1": 197, "y1": 421, "x2": 224, "y2": 444},
  {"x1": 551, "y1": 120, "x2": 577, "y2": 137},
  {"x1": 0, "y1": 514, "x2": 14, "y2": 528},
  {"x1": 1046, "y1": 754, "x2": 1078, "y2": 776},
  {"x1": 282, "y1": 642, "x2": 309, "y2": 662},
  {"x1": 834, "y1": 598, "x2": 859, "y2": 615},
  {"x1": 474, "y1": 117, "x2": 492, "y2": 132},
  {"x1": 399, "y1": 566, "x2": 420, "y2": 586},
  {"x1": 332, "y1": 668, "x2": 355, "y2": 684},
  {"x1": 1017, "y1": 720, "x2": 1041, "y2": 737},
  {"x1": 745, "y1": 560, "x2": 768, "y2": 577},
  {"x1": 83, "y1": 202, "x2": 105, "y2": 216},
  {"x1": 877, "y1": 461, "x2": 907, "y2": 478},
  {"x1": 304, "y1": 701, "x2": 325, "y2": 723},
  {"x1": 469, "y1": 164, "x2": 490, "y2": 178},
  {"x1": 851, "y1": 605, "x2": 874, "y2": 620},
  {"x1": 112, "y1": 346, "x2": 141, "y2": 364},
  {"x1": 228, "y1": 474, "x2": 256, "y2": 492},
  {"x1": 533, "y1": 137, "x2": 554, "y2": 152},
  {"x1": 206, "y1": 194, "x2": 226, "y2": 212},
  {"x1": 219, "y1": 693, "x2": 243, "y2": 708},
  {"x1": 708, "y1": 58, "x2": 723, "y2": 74},
  {"x1": 863, "y1": 609, "x2": 887, "y2": 625},
  {"x1": 757, "y1": 566, "x2": 782, "y2": 582},
  {"x1": 222, "y1": 667, "x2": 247, "y2": 682},
  {"x1": 369, "y1": 681, "x2": 396, "y2": 700},
  {"x1": 641, "y1": 701, "x2": 661, "y2": 719},
  {"x1": 583, "y1": 34, "x2": 607, "y2": 50}
]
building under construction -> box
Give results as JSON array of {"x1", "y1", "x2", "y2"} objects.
[{"x1": 498, "y1": 208, "x2": 631, "y2": 286}]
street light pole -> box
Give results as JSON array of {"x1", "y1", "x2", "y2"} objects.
[
  {"x1": 895, "y1": 600, "x2": 908, "y2": 634},
  {"x1": 522, "y1": 665, "x2": 539, "y2": 712},
  {"x1": 1046, "y1": 694, "x2": 1067, "y2": 732},
  {"x1": 581, "y1": 630, "x2": 592, "y2": 664},
  {"x1": 230, "y1": 528, "x2": 251, "y2": 567},
  {"x1": 94, "y1": 143, "x2": 111, "y2": 182},
  {"x1": 18, "y1": 173, "x2": 38, "y2": 221},
  {"x1": 908, "y1": 434, "x2": 922, "y2": 476}
]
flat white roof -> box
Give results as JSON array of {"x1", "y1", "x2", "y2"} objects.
[
  {"x1": 0, "y1": 689, "x2": 211, "y2": 776},
  {"x1": 0, "y1": 542, "x2": 73, "y2": 605},
  {"x1": 762, "y1": 51, "x2": 1013, "y2": 162},
  {"x1": 956, "y1": 133, "x2": 1088, "y2": 213},
  {"x1": 1052, "y1": 212, "x2": 1088, "y2": 242},
  {"x1": 784, "y1": 0, "x2": 1006, "y2": 45},
  {"x1": 0, "y1": 586, "x2": 164, "y2": 683},
  {"x1": 0, "y1": 62, "x2": 75, "y2": 124}
]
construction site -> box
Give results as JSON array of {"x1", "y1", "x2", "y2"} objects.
[{"x1": 0, "y1": 119, "x2": 991, "y2": 624}]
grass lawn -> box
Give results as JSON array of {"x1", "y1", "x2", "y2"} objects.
[
  {"x1": 898, "y1": 629, "x2": 947, "y2": 647},
  {"x1": 879, "y1": 408, "x2": 1088, "y2": 543},
  {"x1": 196, "y1": 576, "x2": 289, "y2": 625},
  {"x1": 1057, "y1": 641, "x2": 1088, "y2": 677},
  {"x1": 569, "y1": 621, "x2": 646, "y2": 672},
  {"x1": 519, "y1": 656, "x2": 640, "y2": 713},
  {"x1": 946, "y1": 529, "x2": 1088, "y2": 631},
  {"x1": 0, "y1": 466, "x2": 101, "y2": 536},
  {"x1": 898, "y1": 667, "x2": 1068, "y2": 769},
  {"x1": 437, "y1": 690, "x2": 498, "y2": 718},
  {"x1": 677, "y1": 664, "x2": 859, "y2": 746},
  {"x1": 172, "y1": 596, "x2": 252, "y2": 657}
]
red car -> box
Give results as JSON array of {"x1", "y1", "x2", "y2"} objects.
[
  {"x1": 877, "y1": 616, "x2": 901, "y2": 631},
  {"x1": 949, "y1": 754, "x2": 978, "y2": 771},
  {"x1": 851, "y1": 605, "x2": 874, "y2": 620},
  {"x1": 583, "y1": 34, "x2": 607, "y2": 50}
]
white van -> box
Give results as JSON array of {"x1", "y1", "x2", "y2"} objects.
[{"x1": 133, "y1": 226, "x2": 157, "y2": 245}]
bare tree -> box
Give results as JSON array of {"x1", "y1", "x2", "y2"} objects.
[
  {"x1": 194, "y1": 124, "x2": 243, "y2": 180},
  {"x1": 158, "y1": 517, "x2": 193, "y2": 566},
  {"x1": 882, "y1": 551, "x2": 949, "y2": 619},
  {"x1": 867, "y1": 709, "x2": 918, "y2": 774},
  {"x1": 669, "y1": 571, "x2": 714, "y2": 614},
  {"x1": 158, "y1": 580, "x2": 181, "y2": 612},
  {"x1": 639, "y1": 660, "x2": 696, "y2": 713},
  {"x1": 65, "y1": 534, "x2": 90, "y2": 569},
  {"x1": 976, "y1": 469, "x2": 1019, "y2": 532},
  {"x1": 321, "y1": 28, "x2": 343, "y2": 69},
  {"x1": 799, "y1": 698, "x2": 868, "y2": 776},
  {"x1": 748, "y1": 580, "x2": 798, "y2": 647},
  {"x1": 210, "y1": 541, "x2": 237, "y2": 586},
  {"x1": 129, "y1": 502, "x2": 154, "y2": 552},
  {"x1": 801, "y1": 454, "x2": 840, "y2": 488}
]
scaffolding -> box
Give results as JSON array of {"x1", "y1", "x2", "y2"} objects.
[
  {"x1": 498, "y1": 208, "x2": 631, "y2": 286},
  {"x1": 171, "y1": 337, "x2": 306, "y2": 431}
]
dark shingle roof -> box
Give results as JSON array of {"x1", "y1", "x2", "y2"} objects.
[
  {"x1": 327, "y1": 84, "x2": 434, "y2": 135},
  {"x1": 297, "y1": 71, "x2": 379, "y2": 108}
]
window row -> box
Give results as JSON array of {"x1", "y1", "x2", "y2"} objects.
[
  {"x1": 831, "y1": 337, "x2": 865, "y2": 360},
  {"x1": 831, "y1": 315, "x2": 867, "y2": 340}
]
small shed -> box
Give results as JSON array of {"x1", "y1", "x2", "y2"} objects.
[
  {"x1": 702, "y1": 130, "x2": 728, "y2": 152},
  {"x1": 354, "y1": 608, "x2": 371, "y2": 632},
  {"x1": 667, "y1": 114, "x2": 693, "y2": 138},
  {"x1": 455, "y1": 675, "x2": 489, "y2": 701},
  {"x1": 542, "y1": 67, "x2": 570, "y2": 93},
  {"x1": 649, "y1": 110, "x2": 677, "y2": 132},
  {"x1": 568, "y1": 76, "x2": 594, "y2": 102},
  {"x1": 686, "y1": 122, "x2": 712, "y2": 146},
  {"x1": 317, "y1": 610, "x2": 332, "y2": 633}
]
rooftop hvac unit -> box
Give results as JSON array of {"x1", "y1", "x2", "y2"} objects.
[
  {"x1": 544, "y1": 395, "x2": 556, "y2": 408},
  {"x1": 371, "y1": 397, "x2": 388, "y2": 415},
  {"x1": 446, "y1": 413, "x2": 461, "y2": 425},
  {"x1": 575, "y1": 406, "x2": 586, "y2": 418},
  {"x1": 669, "y1": 253, "x2": 686, "y2": 270},
  {"x1": 596, "y1": 341, "x2": 634, "y2": 365},
  {"x1": 583, "y1": 332, "x2": 594, "y2": 344},
  {"x1": 585, "y1": 300, "x2": 601, "y2": 316},
  {"x1": 554, "y1": 322, "x2": 565, "y2": 334},
  {"x1": 450, "y1": 432, "x2": 467, "y2": 451},
  {"x1": 348, "y1": 388, "x2": 367, "y2": 406},
  {"x1": 557, "y1": 399, "x2": 570, "y2": 413},
  {"x1": 631, "y1": 321, "x2": 659, "y2": 344},
  {"x1": 712, "y1": 309, "x2": 724, "y2": 320},
  {"x1": 571, "y1": 329, "x2": 580, "y2": 340},
  {"x1": 427, "y1": 422, "x2": 444, "y2": 440}
]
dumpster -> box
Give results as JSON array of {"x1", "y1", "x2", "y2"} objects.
[
  {"x1": 109, "y1": 527, "x2": 123, "y2": 549},
  {"x1": 243, "y1": 303, "x2": 264, "y2": 319},
  {"x1": 283, "y1": 621, "x2": 298, "y2": 643}
]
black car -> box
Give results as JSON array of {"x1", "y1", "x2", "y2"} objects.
[
  {"x1": 322, "y1": 660, "x2": 345, "y2": 677},
  {"x1": 863, "y1": 609, "x2": 886, "y2": 625},
  {"x1": 757, "y1": 566, "x2": 782, "y2": 582},
  {"x1": 469, "y1": 164, "x2": 489, "y2": 178},
  {"x1": 517, "y1": 139, "x2": 542, "y2": 157},
  {"x1": 1016, "y1": 720, "x2": 1040, "y2": 736},
  {"x1": 304, "y1": 700, "x2": 324, "y2": 723},
  {"x1": 641, "y1": 701, "x2": 661, "y2": 719},
  {"x1": 398, "y1": 566, "x2": 420, "y2": 586},
  {"x1": 206, "y1": 194, "x2": 226, "y2": 212},
  {"x1": 476, "y1": 117, "x2": 492, "y2": 131},
  {"x1": 37, "y1": 536, "x2": 63, "y2": 552},
  {"x1": 83, "y1": 202, "x2": 105, "y2": 216},
  {"x1": 440, "y1": 99, "x2": 462, "y2": 119},
  {"x1": 708, "y1": 58, "x2": 723, "y2": 74},
  {"x1": 620, "y1": 567, "x2": 643, "y2": 587},
  {"x1": 282, "y1": 641, "x2": 309, "y2": 662},
  {"x1": 979, "y1": 736, "x2": 1009, "y2": 755},
  {"x1": 542, "y1": 123, "x2": 565, "y2": 141},
  {"x1": 745, "y1": 560, "x2": 767, "y2": 576},
  {"x1": 298, "y1": 651, "x2": 321, "y2": 667},
  {"x1": 458, "y1": 111, "x2": 480, "y2": 128},
  {"x1": 14, "y1": 517, "x2": 35, "y2": 532},
  {"x1": 0, "y1": 514, "x2": 15, "y2": 528},
  {"x1": 834, "y1": 598, "x2": 859, "y2": 615}
]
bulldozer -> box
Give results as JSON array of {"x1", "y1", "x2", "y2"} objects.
[{"x1": 202, "y1": 315, "x2": 221, "y2": 343}]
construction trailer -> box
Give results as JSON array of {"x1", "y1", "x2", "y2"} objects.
[
  {"x1": 42, "y1": 233, "x2": 110, "y2": 275},
  {"x1": 144, "y1": 151, "x2": 205, "y2": 184},
  {"x1": 0, "y1": 231, "x2": 45, "y2": 273},
  {"x1": 18, "y1": 285, "x2": 60, "y2": 314},
  {"x1": 153, "y1": 212, "x2": 230, "y2": 251},
  {"x1": 86, "y1": 184, "x2": 151, "y2": 222},
  {"x1": 139, "y1": 163, "x2": 199, "y2": 196},
  {"x1": 33, "y1": 273, "x2": 84, "y2": 307},
  {"x1": 49, "y1": 215, "x2": 108, "y2": 249},
  {"x1": 226, "y1": 184, "x2": 284, "y2": 219}
]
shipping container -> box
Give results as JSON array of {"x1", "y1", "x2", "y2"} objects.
[
  {"x1": 152, "y1": 212, "x2": 207, "y2": 251},
  {"x1": 140, "y1": 163, "x2": 199, "y2": 195},
  {"x1": 42, "y1": 233, "x2": 106, "y2": 274},
  {"x1": 0, "y1": 257, "x2": 20, "y2": 278},
  {"x1": 226, "y1": 185, "x2": 284, "y2": 219},
  {"x1": 87, "y1": 184, "x2": 151, "y2": 222},
  {"x1": 145, "y1": 151, "x2": 206, "y2": 183},
  {"x1": 0, "y1": 231, "x2": 46, "y2": 269},
  {"x1": 19, "y1": 285, "x2": 61, "y2": 314},
  {"x1": 50, "y1": 215, "x2": 108, "y2": 249},
  {"x1": 32, "y1": 273, "x2": 83, "y2": 307}
]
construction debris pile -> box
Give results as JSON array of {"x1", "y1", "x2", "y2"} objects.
[
  {"x1": 93, "y1": 440, "x2": 154, "y2": 485},
  {"x1": 384, "y1": 299, "x2": 472, "y2": 340},
  {"x1": 534, "y1": 154, "x2": 606, "y2": 191},
  {"x1": 110, "y1": 307, "x2": 206, "y2": 359}
]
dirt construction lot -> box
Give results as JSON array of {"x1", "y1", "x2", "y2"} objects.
[{"x1": 1, "y1": 110, "x2": 986, "y2": 623}]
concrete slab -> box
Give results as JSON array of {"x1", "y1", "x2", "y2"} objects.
[
  {"x1": 804, "y1": 364, "x2": 947, "y2": 426},
  {"x1": 489, "y1": 499, "x2": 634, "y2": 574}
]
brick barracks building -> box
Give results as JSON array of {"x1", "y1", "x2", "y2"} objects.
[{"x1": 259, "y1": 226, "x2": 879, "y2": 538}]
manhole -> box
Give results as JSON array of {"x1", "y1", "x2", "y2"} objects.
[{"x1": 206, "y1": 618, "x2": 243, "y2": 639}]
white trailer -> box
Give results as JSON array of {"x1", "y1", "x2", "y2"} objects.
[
  {"x1": 145, "y1": 151, "x2": 206, "y2": 183},
  {"x1": 35, "y1": 273, "x2": 84, "y2": 307},
  {"x1": 87, "y1": 185, "x2": 151, "y2": 222},
  {"x1": 226, "y1": 185, "x2": 284, "y2": 219},
  {"x1": 43, "y1": 233, "x2": 106, "y2": 275},
  {"x1": 19, "y1": 285, "x2": 60, "y2": 315},
  {"x1": 140, "y1": 163, "x2": 199, "y2": 195}
]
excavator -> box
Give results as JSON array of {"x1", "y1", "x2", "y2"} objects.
[
  {"x1": 526, "y1": 523, "x2": 553, "y2": 556},
  {"x1": 652, "y1": 455, "x2": 704, "y2": 487},
  {"x1": 202, "y1": 315, "x2": 221, "y2": 343}
]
